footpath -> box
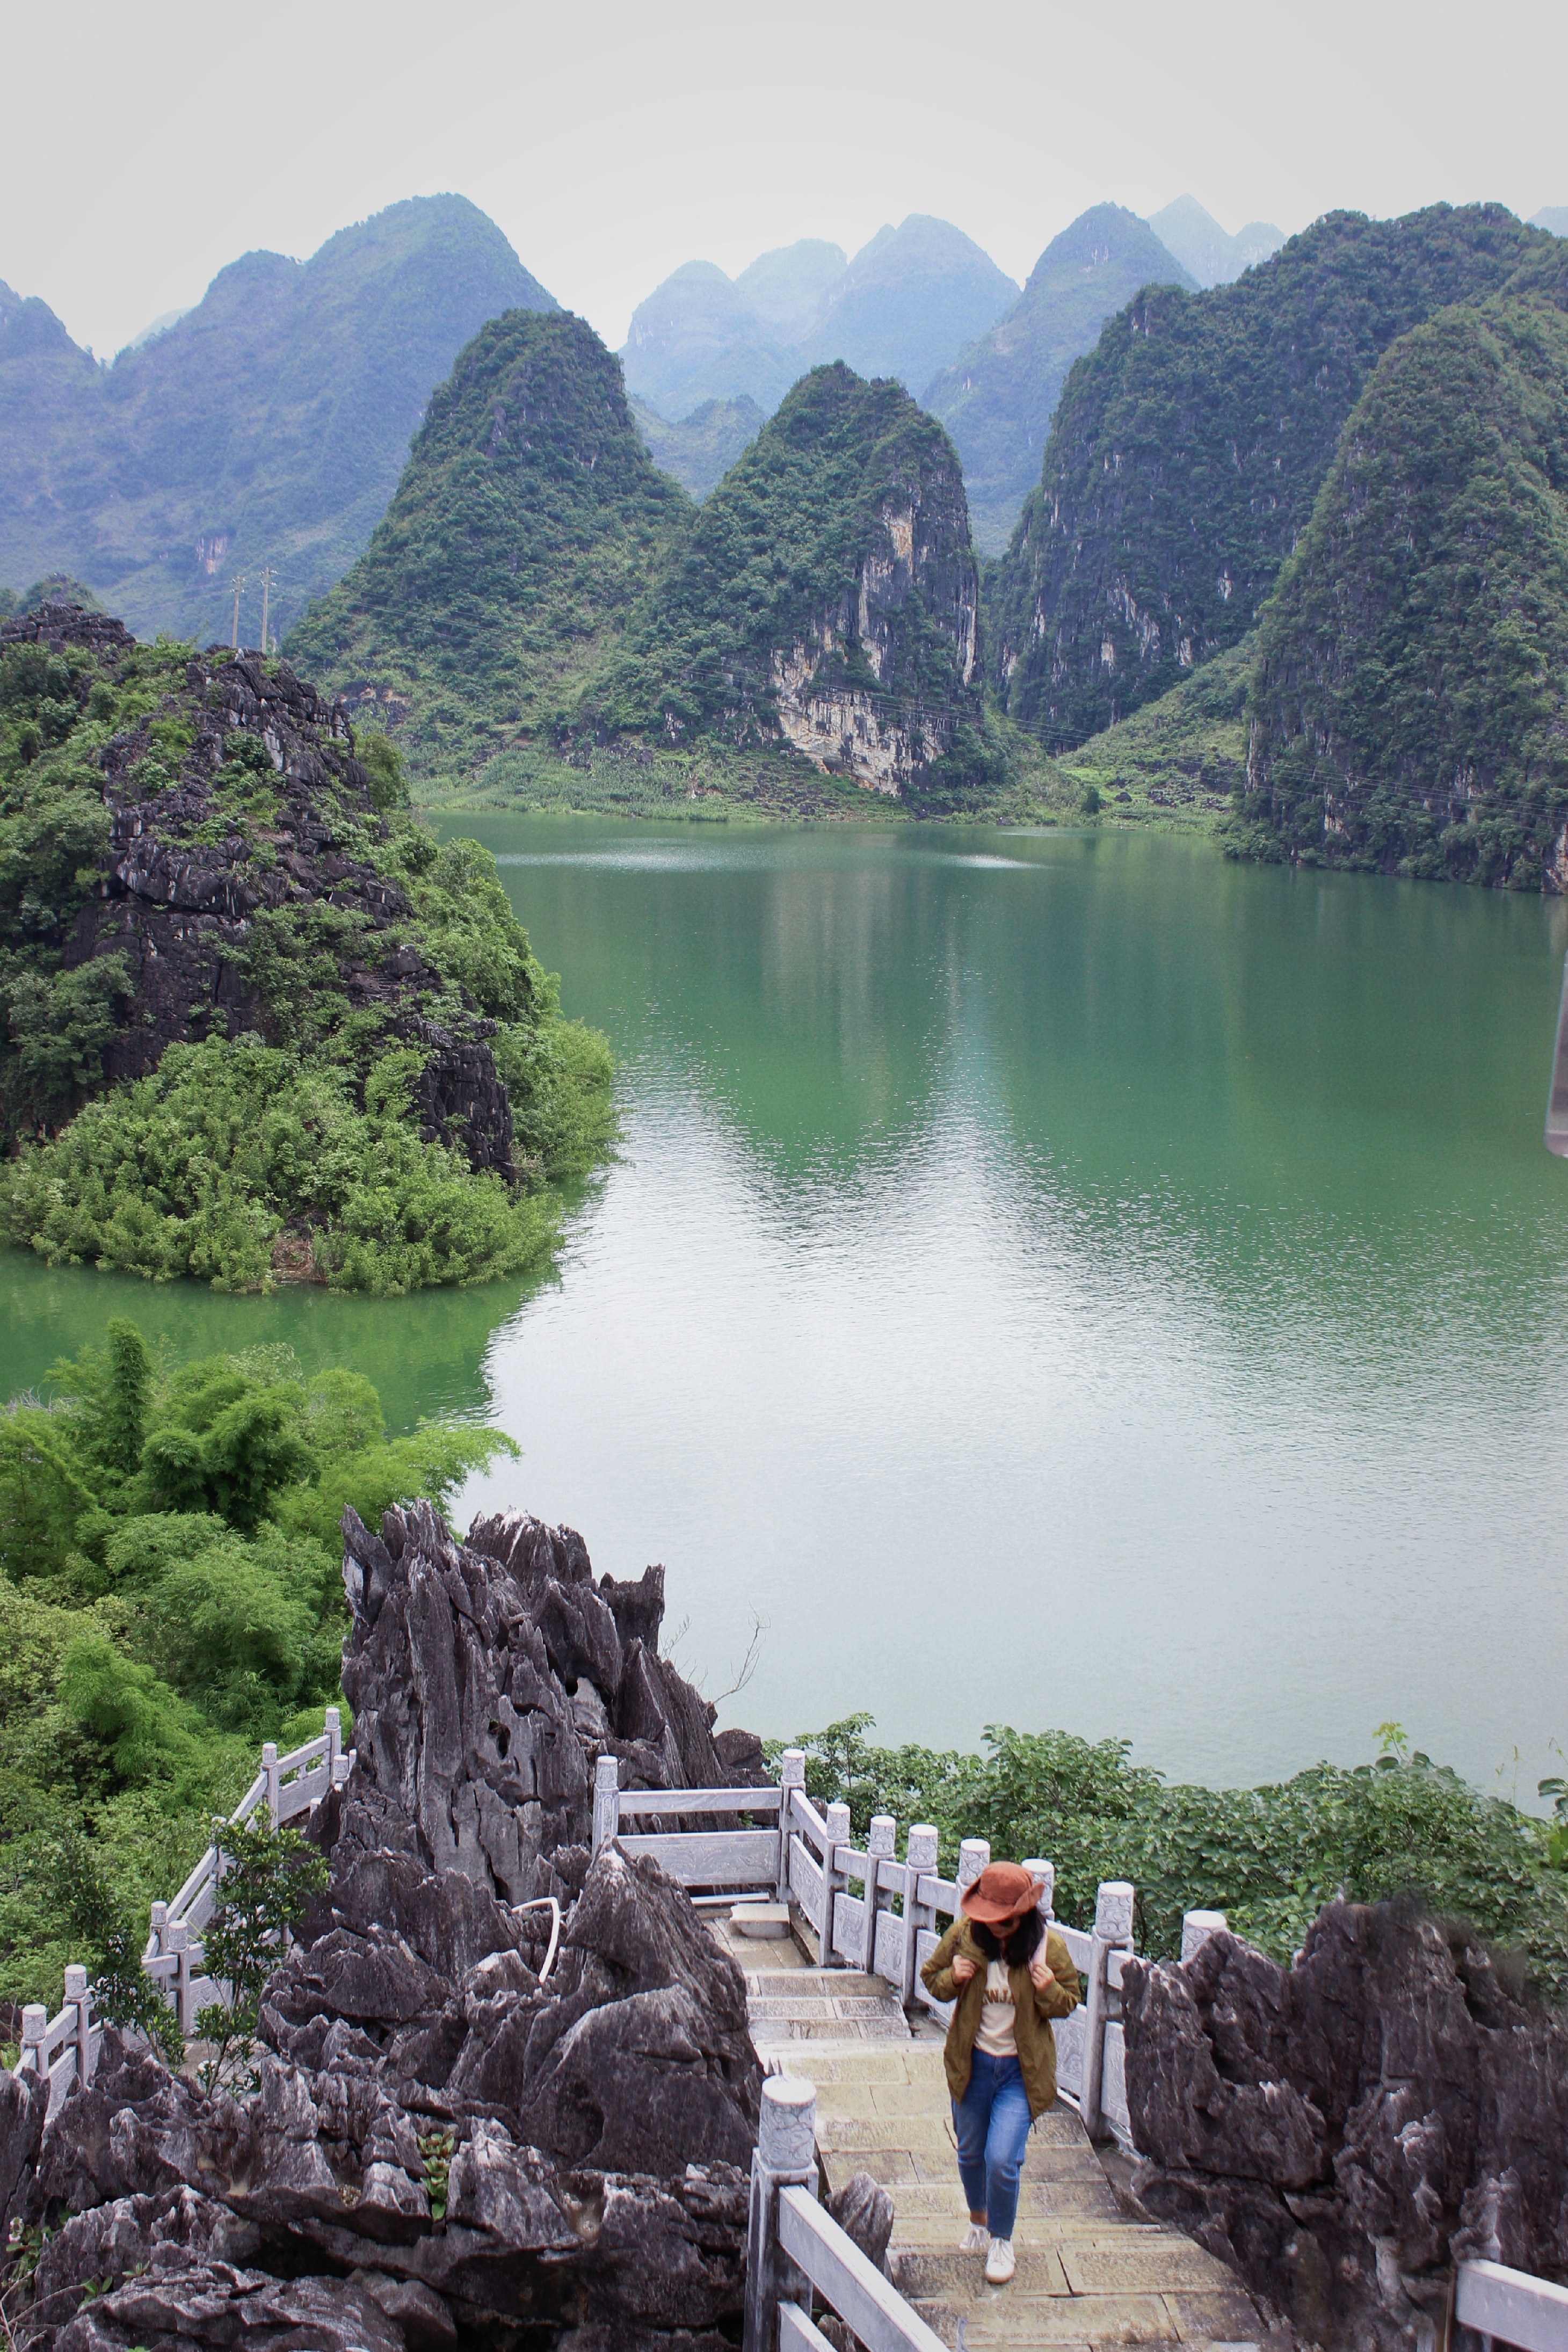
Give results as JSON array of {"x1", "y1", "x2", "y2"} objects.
[{"x1": 716, "y1": 1918, "x2": 1270, "y2": 2352}]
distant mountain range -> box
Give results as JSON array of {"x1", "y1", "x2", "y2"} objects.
[
  {"x1": 0, "y1": 195, "x2": 556, "y2": 644},
  {"x1": 1148, "y1": 197, "x2": 1284, "y2": 288},
  {"x1": 619, "y1": 216, "x2": 1021, "y2": 424}
]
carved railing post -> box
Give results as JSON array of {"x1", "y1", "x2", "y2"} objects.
[
  {"x1": 1181, "y1": 1908, "x2": 1228, "y2": 1960},
  {"x1": 777, "y1": 1750, "x2": 804, "y2": 1902},
  {"x1": 743, "y1": 2075, "x2": 818, "y2": 2352},
  {"x1": 64, "y1": 1964, "x2": 92, "y2": 2088},
  {"x1": 822, "y1": 1802, "x2": 851, "y2": 1966},
  {"x1": 591, "y1": 1753, "x2": 620, "y2": 1859},
  {"x1": 1080, "y1": 1879, "x2": 1134, "y2": 2139},
  {"x1": 902, "y1": 1824, "x2": 939, "y2": 2003},
  {"x1": 262, "y1": 1741, "x2": 281, "y2": 1826},
  {"x1": 325, "y1": 1705, "x2": 343, "y2": 1787},
  {"x1": 865, "y1": 1814, "x2": 896, "y2": 1976},
  {"x1": 1021, "y1": 1856, "x2": 1056, "y2": 1921}
]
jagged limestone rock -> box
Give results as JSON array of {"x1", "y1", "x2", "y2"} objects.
[{"x1": 1121, "y1": 1898, "x2": 1568, "y2": 2351}]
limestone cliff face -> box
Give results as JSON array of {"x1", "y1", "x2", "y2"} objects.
[{"x1": 769, "y1": 482, "x2": 980, "y2": 794}]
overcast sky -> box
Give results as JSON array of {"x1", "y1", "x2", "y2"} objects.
[{"x1": 9, "y1": 0, "x2": 1566, "y2": 360}]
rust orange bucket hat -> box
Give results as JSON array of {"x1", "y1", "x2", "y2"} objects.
[{"x1": 960, "y1": 1861, "x2": 1044, "y2": 1925}]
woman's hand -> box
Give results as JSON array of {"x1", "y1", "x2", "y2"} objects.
[
  {"x1": 950, "y1": 1954, "x2": 977, "y2": 1985},
  {"x1": 1028, "y1": 1952, "x2": 1055, "y2": 1992}
]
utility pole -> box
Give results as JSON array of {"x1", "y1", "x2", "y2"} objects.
[
  {"x1": 258, "y1": 565, "x2": 273, "y2": 656},
  {"x1": 229, "y1": 574, "x2": 246, "y2": 651}
]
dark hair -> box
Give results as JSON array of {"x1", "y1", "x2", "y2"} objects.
[{"x1": 970, "y1": 1907, "x2": 1043, "y2": 1969}]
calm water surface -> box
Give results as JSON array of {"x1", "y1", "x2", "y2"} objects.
[{"x1": 6, "y1": 821, "x2": 1566, "y2": 1795}]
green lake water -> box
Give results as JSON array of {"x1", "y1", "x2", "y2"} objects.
[{"x1": 6, "y1": 819, "x2": 1567, "y2": 1795}]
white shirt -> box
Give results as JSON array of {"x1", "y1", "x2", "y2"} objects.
[{"x1": 974, "y1": 1957, "x2": 1017, "y2": 2057}]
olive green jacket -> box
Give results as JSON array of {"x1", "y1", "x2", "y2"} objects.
[{"x1": 920, "y1": 1917, "x2": 1081, "y2": 2118}]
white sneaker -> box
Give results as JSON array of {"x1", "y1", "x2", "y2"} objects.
[
  {"x1": 959, "y1": 2220, "x2": 988, "y2": 2254},
  {"x1": 984, "y1": 2237, "x2": 1016, "y2": 2285}
]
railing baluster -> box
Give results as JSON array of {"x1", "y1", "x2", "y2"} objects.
[
  {"x1": 743, "y1": 2076, "x2": 818, "y2": 2352},
  {"x1": 1080, "y1": 1879, "x2": 1134, "y2": 2139},
  {"x1": 778, "y1": 1750, "x2": 804, "y2": 1902},
  {"x1": 902, "y1": 1824, "x2": 939, "y2": 2003},
  {"x1": 592, "y1": 1752, "x2": 621, "y2": 1858},
  {"x1": 822, "y1": 1801, "x2": 851, "y2": 1966}
]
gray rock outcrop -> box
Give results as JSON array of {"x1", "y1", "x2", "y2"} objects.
[
  {"x1": 1121, "y1": 1898, "x2": 1568, "y2": 2351},
  {"x1": 3, "y1": 1499, "x2": 767, "y2": 2349}
]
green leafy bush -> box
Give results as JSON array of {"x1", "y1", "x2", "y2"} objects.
[
  {"x1": 193, "y1": 1816, "x2": 329, "y2": 2095},
  {"x1": 0, "y1": 1035, "x2": 561, "y2": 1293},
  {"x1": 774, "y1": 1714, "x2": 1568, "y2": 2000}
]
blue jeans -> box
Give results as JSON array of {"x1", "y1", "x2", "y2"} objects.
[{"x1": 953, "y1": 2049, "x2": 1033, "y2": 2239}]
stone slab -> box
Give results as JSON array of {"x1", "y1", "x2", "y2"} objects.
[
  {"x1": 1159, "y1": 2287, "x2": 1266, "y2": 2339},
  {"x1": 1062, "y1": 2246, "x2": 1236, "y2": 2295}
]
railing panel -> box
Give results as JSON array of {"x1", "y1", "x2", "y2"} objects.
[
  {"x1": 276, "y1": 1734, "x2": 329, "y2": 1777},
  {"x1": 789, "y1": 1835, "x2": 825, "y2": 1927},
  {"x1": 618, "y1": 1786, "x2": 782, "y2": 1817},
  {"x1": 1457, "y1": 2258, "x2": 1568, "y2": 2351},
  {"x1": 914, "y1": 1872, "x2": 959, "y2": 1915},
  {"x1": 1054, "y1": 2006, "x2": 1088, "y2": 2101},
  {"x1": 617, "y1": 1827, "x2": 779, "y2": 1885},
  {"x1": 831, "y1": 1890, "x2": 866, "y2": 1967},
  {"x1": 1100, "y1": 2020, "x2": 1131, "y2": 2145},
  {"x1": 277, "y1": 1763, "x2": 330, "y2": 1823},
  {"x1": 872, "y1": 1907, "x2": 906, "y2": 1985},
  {"x1": 778, "y1": 2186, "x2": 948, "y2": 2352}
]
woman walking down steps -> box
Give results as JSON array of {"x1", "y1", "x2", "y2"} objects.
[{"x1": 920, "y1": 1860, "x2": 1081, "y2": 2286}]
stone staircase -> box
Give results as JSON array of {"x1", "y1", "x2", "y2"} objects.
[{"x1": 718, "y1": 1920, "x2": 1268, "y2": 2351}]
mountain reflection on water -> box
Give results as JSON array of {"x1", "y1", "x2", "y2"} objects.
[{"x1": 6, "y1": 821, "x2": 1565, "y2": 1794}]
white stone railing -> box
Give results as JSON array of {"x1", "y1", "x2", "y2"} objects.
[
  {"x1": 141, "y1": 1707, "x2": 352, "y2": 2035},
  {"x1": 1456, "y1": 2260, "x2": 1568, "y2": 2350},
  {"x1": 592, "y1": 1748, "x2": 1230, "y2": 2146},
  {"x1": 10, "y1": 1707, "x2": 352, "y2": 2112}
]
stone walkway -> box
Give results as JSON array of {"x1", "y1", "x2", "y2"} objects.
[{"x1": 717, "y1": 1919, "x2": 1268, "y2": 2352}]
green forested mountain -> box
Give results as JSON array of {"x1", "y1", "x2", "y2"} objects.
[
  {"x1": 0, "y1": 197, "x2": 555, "y2": 647},
  {"x1": 1239, "y1": 294, "x2": 1568, "y2": 886},
  {"x1": 924, "y1": 205, "x2": 1196, "y2": 554},
  {"x1": 288, "y1": 311, "x2": 691, "y2": 782},
  {"x1": 630, "y1": 393, "x2": 765, "y2": 498},
  {"x1": 989, "y1": 204, "x2": 1556, "y2": 749},
  {"x1": 1147, "y1": 197, "x2": 1283, "y2": 289},
  {"x1": 587, "y1": 362, "x2": 992, "y2": 803},
  {"x1": 292, "y1": 314, "x2": 1001, "y2": 807}
]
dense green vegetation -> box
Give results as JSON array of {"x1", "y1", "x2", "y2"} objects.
[
  {"x1": 990, "y1": 204, "x2": 1556, "y2": 748},
  {"x1": 289, "y1": 310, "x2": 693, "y2": 786},
  {"x1": 0, "y1": 197, "x2": 555, "y2": 645},
  {"x1": 925, "y1": 206, "x2": 1197, "y2": 554},
  {"x1": 0, "y1": 1320, "x2": 511, "y2": 2016},
  {"x1": 778, "y1": 1715, "x2": 1568, "y2": 2000},
  {"x1": 1238, "y1": 296, "x2": 1568, "y2": 884},
  {"x1": 0, "y1": 621, "x2": 613, "y2": 1290},
  {"x1": 1061, "y1": 636, "x2": 1253, "y2": 823}
]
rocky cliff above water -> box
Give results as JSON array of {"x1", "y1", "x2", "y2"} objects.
[{"x1": 0, "y1": 1498, "x2": 772, "y2": 2349}]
